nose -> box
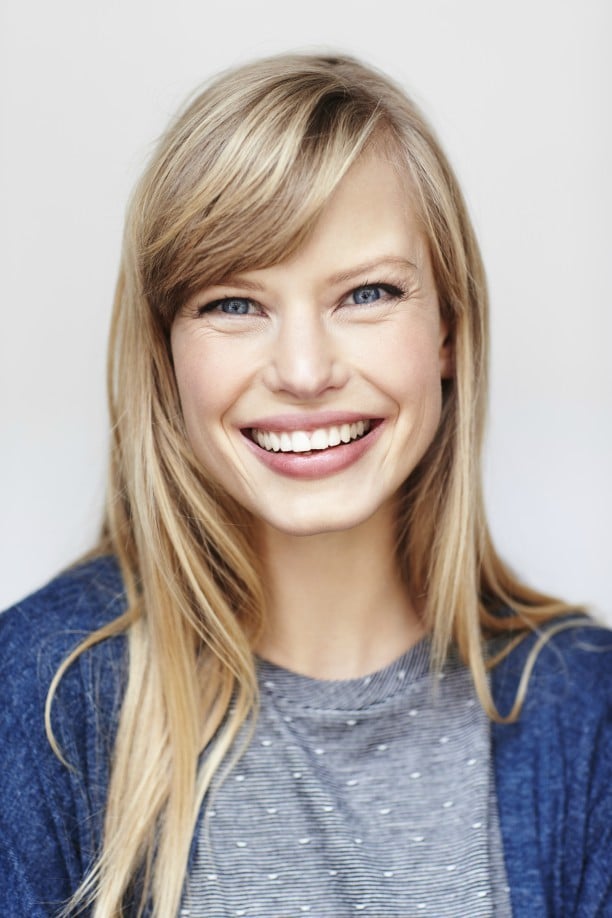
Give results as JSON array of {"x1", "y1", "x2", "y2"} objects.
[{"x1": 263, "y1": 307, "x2": 347, "y2": 400}]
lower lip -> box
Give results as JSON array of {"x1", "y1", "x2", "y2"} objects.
[{"x1": 242, "y1": 422, "x2": 384, "y2": 480}]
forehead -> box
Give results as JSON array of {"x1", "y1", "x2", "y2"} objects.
[
  {"x1": 218, "y1": 152, "x2": 429, "y2": 292},
  {"x1": 306, "y1": 149, "x2": 422, "y2": 250}
]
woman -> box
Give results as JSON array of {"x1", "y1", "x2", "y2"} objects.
[{"x1": 1, "y1": 53, "x2": 610, "y2": 917}]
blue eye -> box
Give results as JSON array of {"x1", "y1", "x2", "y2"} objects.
[
  {"x1": 198, "y1": 297, "x2": 255, "y2": 316},
  {"x1": 350, "y1": 283, "x2": 404, "y2": 306},
  {"x1": 219, "y1": 298, "x2": 252, "y2": 314},
  {"x1": 352, "y1": 286, "x2": 382, "y2": 305}
]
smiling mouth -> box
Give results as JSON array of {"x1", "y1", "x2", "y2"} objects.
[{"x1": 247, "y1": 420, "x2": 375, "y2": 454}]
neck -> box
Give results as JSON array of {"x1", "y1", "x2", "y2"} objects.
[{"x1": 254, "y1": 502, "x2": 425, "y2": 680}]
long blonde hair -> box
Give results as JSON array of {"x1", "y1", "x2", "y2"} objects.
[{"x1": 50, "y1": 52, "x2": 574, "y2": 916}]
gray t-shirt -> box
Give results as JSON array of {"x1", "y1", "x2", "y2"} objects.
[{"x1": 182, "y1": 639, "x2": 512, "y2": 916}]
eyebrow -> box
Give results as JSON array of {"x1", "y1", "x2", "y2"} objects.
[
  {"x1": 215, "y1": 256, "x2": 419, "y2": 292},
  {"x1": 325, "y1": 256, "x2": 418, "y2": 286}
]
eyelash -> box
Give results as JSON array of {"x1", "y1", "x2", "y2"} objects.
[{"x1": 196, "y1": 281, "x2": 408, "y2": 318}]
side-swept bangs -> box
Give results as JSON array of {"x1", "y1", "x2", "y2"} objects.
[{"x1": 133, "y1": 57, "x2": 399, "y2": 329}]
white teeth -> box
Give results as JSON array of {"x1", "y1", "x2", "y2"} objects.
[
  {"x1": 291, "y1": 431, "x2": 311, "y2": 452},
  {"x1": 252, "y1": 420, "x2": 371, "y2": 454},
  {"x1": 328, "y1": 426, "x2": 341, "y2": 447},
  {"x1": 310, "y1": 428, "x2": 329, "y2": 450}
]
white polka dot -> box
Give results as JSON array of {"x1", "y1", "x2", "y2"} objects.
[
  {"x1": 504, "y1": 886, "x2": 511, "y2": 894},
  {"x1": 439, "y1": 736, "x2": 449, "y2": 744},
  {"x1": 347, "y1": 779, "x2": 358, "y2": 787},
  {"x1": 315, "y1": 748, "x2": 325, "y2": 755},
  {"x1": 417, "y1": 904, "x2": 427, "y2": 910},
  {"x1": 363, "y1": 675, "x2": 372, "y2": 685},
  {"x1": 467, "y1": 758, "x2": 477, "y2": 766},
  {"x1": 268, "y1": 873, "x2": 278, "y2": 880},
  {"x1": 354, "y1": 837, "x2": 363, "y2": 845},
  {"x1": 397, "y1": 670, "x2": 406, "y2": 680},
  {"x1": 206, "y1": 873, "x2": 218, "y2": 880},
  {"x1": 383, "y1": 871, "x2": 394, "y2": 878},
  {"x1": 284, "y1": 715, "x2": 293, "y2": 722},
  {"x1": 209, "y1": 809, "x2": 216, "y2": 817},
  {"x1": 472, "y1": 822, "x2": 482, "y2": 829},
  {"x1": 466, "y1": 699, "x2": 476, "y2": 707},
  {"x1": 264, "y1": 680, "x2": 275, "y2": 689},
  {"x1": 235, "y1": 775, "x2": 245, "y2": 782},
  {"x1": 235, "y1": 840, "x2": 247, "y2": 848},
  {"x1": 300, "y1": 907, "x2": 311, "y2": 913},
  {"x1": 329, "y1": 869, "x2": 338, "y2": 876},
  {"x1": 438, "y1": 672, "x2": 446, "y2": 680},
  {"x1": 261, "y1": 739, "x2": 272, "y2": 747},
  {"x1": 410, "y1": 771, "x2": 421, "y2": 779},
  {"x1": 293, "y1": 772, "x2": 302, "y2": 779},
  {"x1": 299, "y1": 837, "x2": 311, "y2": 845},
  {"x1": 443, "y1": 801, "x2": 454, "y2": 808},
  {"x1": 355, "y1": 905, "x2": 366, "y2": 911},
  {"x1": 323, "y1": 805, "x2": 334, "y2": 812},
  {"x1": 379, "y1": 807, "x2": 391, "y2": 815},
  {"x1": 409, "y1": 709, "x2": 418, "y2": 716},
  {"x1": 377, "y1": 744, "x2": 388, "y2": 752},
  {"x1": 412, "y1": 835, "x2": 424, "y2": 842},
  {"x1": 235, "y1": 911, "x2": 246, "y2": 917},
  {"x1": 477, "y1": 891, "x2": 488, "y2": 898},
  {"x1": 266, "y1": 807, "x2": 277, "y2": 815},
  {"x1": 346, "y1": 719, "x2": 357, "y2": 726},
  {"x1": 446, "y1": 865, "x2": 456, "y2": 872}
]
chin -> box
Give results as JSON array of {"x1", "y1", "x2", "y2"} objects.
[
  {"x1": 266, "y1": 516, "x2": 362, "y2": 538},
  {"x1": 253, "y1": 495, "x2": 392, "y2": 540}
]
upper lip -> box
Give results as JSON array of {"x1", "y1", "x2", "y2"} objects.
[{"x1": 243, "y1": 411, "x2": 377, "y2": 433}]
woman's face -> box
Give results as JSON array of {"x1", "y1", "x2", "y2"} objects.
[{"x1": 171, "y1": 151, "x2": 452, "y2": 538}]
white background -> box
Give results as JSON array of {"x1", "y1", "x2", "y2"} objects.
[{"x1": 1, "y1": 0, "x2": 610, "y2": 623}]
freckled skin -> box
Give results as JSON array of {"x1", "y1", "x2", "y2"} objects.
[{"x1": 171, "y1": 153, "x2": 452, "y2": 540}]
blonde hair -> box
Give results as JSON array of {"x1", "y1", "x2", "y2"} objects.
[{"x1": 50, "y1": 52, "x2": 575, "y2": 916}]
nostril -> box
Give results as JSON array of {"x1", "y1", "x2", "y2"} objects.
[{"x1": 264, "y1": 349, "x2": 347, "y2": 398}]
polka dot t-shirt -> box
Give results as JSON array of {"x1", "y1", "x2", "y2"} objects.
[{"x1": 182, "y1": 638, "x2": 512, "y2": 916}]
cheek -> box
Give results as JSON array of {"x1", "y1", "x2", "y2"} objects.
[
  {"x1": 369, "y1": 324, "x2": 444, "y2": 412},
  {"x1": 172, "y1": 345, "x2": 228, "y2": 450},
  {"x1": 173, "y1": 332, "x2": 259, "y2": 417}
]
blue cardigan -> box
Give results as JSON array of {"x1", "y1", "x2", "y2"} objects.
[{"x1": 1, "y1": 556, "x2": 611, "y2": 916}]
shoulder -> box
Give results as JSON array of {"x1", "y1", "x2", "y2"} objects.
[
  {"x1": 0, "y1": 553, "x2": 126, "y2": 658},
  {"x1": 0, "y1": 552, "x2": 128, "y2": 770},
  {"x1": 491, "y1": 615, "x2": 612, "y2": 829},
  {"x1": 491, "y1": 615, "x2": 612, "y2": 720},
  {"x1": 0, "y1": 551, "x2": 129, "y2": 749},
  {"x1": 491, "y1": 615, "x2": 612, "y2": 806},
  {"x1": 0, "y1": 555, "x2": 126, "y2": 698}
]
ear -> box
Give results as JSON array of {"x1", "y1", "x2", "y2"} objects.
[{"x1": 438, "y1": 319, "x2": 454, "y2": 379}]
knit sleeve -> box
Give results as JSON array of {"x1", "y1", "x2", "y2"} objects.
[
  {"x1": 573, "y1": 694, "x2": 612, "y2": 915},
  {"x1": 0, "y1": 558, "x2": 126, "y2": 916},
  {"x1": 492, "y1": 619, "x2": 612, "y2": 917}
]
